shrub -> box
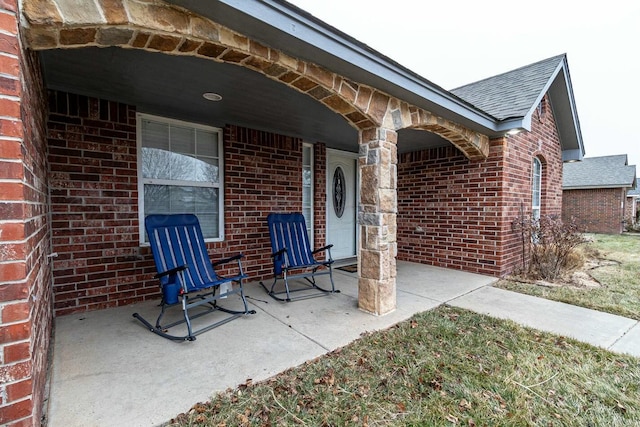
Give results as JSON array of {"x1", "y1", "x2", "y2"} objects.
[
  {"x1": 512, "y1": 213, "x2": 587, "y2": 281},
  {"x1": 625, "y1": 220, "x2": 640, "y2": 232}
]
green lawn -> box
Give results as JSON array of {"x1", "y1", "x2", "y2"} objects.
[
  {"x1": 495, "y1": 233, "x2": 640, "y2": 320},
  {"x1": 169, "y1": 306, "x2": 640, "y2": 426}
]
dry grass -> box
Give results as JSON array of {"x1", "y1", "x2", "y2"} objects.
[
  {"x1": 495, "y1": 233, "x2": 640, "y2": 320},
  {"x1": 168, "y1": 306, "x2": 640, "y2": 427}
]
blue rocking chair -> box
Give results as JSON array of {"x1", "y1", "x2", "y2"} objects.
[
  {"x1": 260, "y1": 213, "x2": 339, "y2": 301},
  {"x1": 133, "y1": 214, "x2": 255, "y2": 341}
]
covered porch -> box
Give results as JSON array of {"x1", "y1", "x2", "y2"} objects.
[
  {"x1": 0, "y1": 1, "x2": 589, "y2": 426},
  {"x1": 22, "y1": 0, "x2": 495, "y2": 322},
  {"x1": 45, "y1": 262, "x2": 495, "y2": 426}
]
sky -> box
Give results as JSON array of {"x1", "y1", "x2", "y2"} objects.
[{"x1": 288, "y1": 0, "x2": 640, "y2": 173}]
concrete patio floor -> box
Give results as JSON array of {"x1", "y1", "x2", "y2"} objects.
[
  {"x1": 44, "y1": 262, "x2": 495, "y2": 427},
  {"x1": 45, "y1": 260, "x2": 640, "y2": 426}
]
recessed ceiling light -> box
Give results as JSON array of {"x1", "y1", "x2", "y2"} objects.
[{"x1": 203, "y1": 92, "x2": 222, "y2": 102}]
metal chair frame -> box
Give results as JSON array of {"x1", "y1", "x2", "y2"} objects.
[
  {"x1": 133, "y1": 214, "x2": 256, "y2": 341},
  {"x1": 260, "y1": 213, "x2": 339, "y2": 302}
]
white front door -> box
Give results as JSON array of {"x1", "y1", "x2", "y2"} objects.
[{"x1": 327, "y1": 151, "x2": 357, "y2": 260}]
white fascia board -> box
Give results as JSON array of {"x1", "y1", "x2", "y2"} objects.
[
  {"x1": 219, "y1": 0, "x2": 501, "y2": 132},
  {"x1": 563, "y1": 185, "x2": 633, "y2": 190}
]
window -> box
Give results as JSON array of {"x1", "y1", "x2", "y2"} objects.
[
  {"x1": 302, "y1": 143, "x2": 314, "y2": 246},
  {"x1": 532, "y1": 157, "x2": 542, "y2": 220},
  {"x1": 137, "y1": 113, "x2": 224, "y2": 243}
]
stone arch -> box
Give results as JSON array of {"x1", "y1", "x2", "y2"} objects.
[
  {"x1": 22, "y1": 0, "x2": 488, "y2": 159},
  {"x1": 382, "y1": 99, "x2": 490, "y2": 160},
  {"x1": 22, "y1": 0, "x2": 376, "y2": 130}
]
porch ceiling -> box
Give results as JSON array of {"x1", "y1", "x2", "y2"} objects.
[{"x1": 40, "y1": 47, "x2": 452, "y2": 153}]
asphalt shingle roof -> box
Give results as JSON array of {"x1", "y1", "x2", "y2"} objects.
[
  {"x1": 563, "y1": 155, "x2": 637, "y2": 189},
  {"x1": 451, "y1": 54, "x2": 565, "y2": 120}
]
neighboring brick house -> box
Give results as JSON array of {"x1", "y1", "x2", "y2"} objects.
[
  {"x1": 562, "y1": 155, "x2": 637, "y2": 234},
  {"x1": 1, "y1": 0, "x2": 585, "y2": 425}
]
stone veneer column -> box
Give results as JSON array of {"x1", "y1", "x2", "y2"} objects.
[{"x1": 358, "y1": 127, "x2": 397, "y2": 315}]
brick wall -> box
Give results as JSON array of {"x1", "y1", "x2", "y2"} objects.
[
  {"x1": 496, "y1": 95, "x2": 563, "y2": 274},
  {"x1": 0, "y1": 2, "x2": 52, "y2": 426},
  {"x1": 562, "y1": 188, "x2": 626, "y2": 234},
  {"x1": 625, "y1": 196, "x2": 637, "y2": 227},
  {"x1": 313, "y1": 143, "x2": 328, "y2": 249},
  {"x1": 397, "y1": 95, "x2": 563, "y2": 276},
  {"x1": 212, "y1": 125, "x2": 328, "y2": 279},
  {"x1": 213, "y1": 125, "x2": 305, "y2": 279},
  {"x1": 47, "y1": 92, "x2": 158, "y2": 316},
  {"x1": 47, "y1": 91, "x2": 321, "y2": 314},
  {"x1": 397, "y1": 142, "x2": 505, "y2": 275}
]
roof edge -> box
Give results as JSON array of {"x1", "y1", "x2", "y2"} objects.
[
  {"x1": 563, "y1": 184, "x2": 635, "y2": 190},
  {"x1": 520, "y1": 58, "x2": 566, "y2": 130},
  {"x1": 218, "y1": 0, "x2": 503, "y2": 132},
  {"x1": 562, "y1": 149, "x2": 583, "y2": 162},
  {"x1": 557, "y1": 55, "x2": 585, "y2": 158}
]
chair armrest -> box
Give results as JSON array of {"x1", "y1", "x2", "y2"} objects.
[
  {"x1": 312, "y1": 244, "x2": 333, "y2": 255},
  {"x1": 271, "y1": 248, "x2": 287, "y2": 259},
  {"x1": 155, "y1": 265, "x2": 187, "y2": 279},
  {"x1": 211, "y1": 253, "x2": 244, "y2": 267}
]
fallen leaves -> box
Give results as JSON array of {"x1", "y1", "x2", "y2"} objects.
[
  {"x1": 241, "y1": 378, "x2": 253, "y2": 388},
  {"x1": 192, "y1": 403, "x2": 207, "y2": 414},
  {"x1": 430, "y1": 376, "x2": 443, "y2": 391},
  {"x1": 615, "y1": 400, "x2": 627, "y2": 414},
  {"x1": 166, "y1": 307, "x2": 640, "y2": 427},
  {"x1": 447, "y1": 312, "x2": 460, "y2": 322},
  {"x1": 458, "y1": 399, "x2": 472, "y2": 411},
  {"x1": 235, "y1": 412, "x2": 249, "y2": 425},
  {"x1": 313, "y1": 368, "x2": 335, "y2": 386}
]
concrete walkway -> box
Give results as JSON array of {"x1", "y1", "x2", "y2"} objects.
[
  {"x1": 45, "y1": 261, "x2": 640, "y2": 427},
  {"x1": 449, "y1": 286, "x2": 640, "y2": 354}
]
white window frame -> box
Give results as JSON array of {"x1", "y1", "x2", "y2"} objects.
[
  {"x1": 532, "y1": 157, "x2": 542, "y2": 220},
  {"x1": 302, "y1": 142, "x2": 314, "y2": 247},
  {"x1": 136, "y1": 113, "x2": 224, "y2": 244}
]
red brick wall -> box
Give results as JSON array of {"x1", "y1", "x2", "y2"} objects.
[
  {"x1": 47, "y1": 92, "x2": 157, "y2": 316},
  {"x1": 397, "y1": 142, "x2": 506, "y2": 275},
  {"x1": 47, "y1": 92, "x2": 322, "y2": 314},
  {"x1": 212, "y1": 125, "x2": 305, "y2": 279},
  {"x1": 496, "y1": 95, "x2": 563, "y2": 274},
  {"x1": 0, "y1": 3, "x2": 52, "y2": 426},
  {"x1": 562, "y1": 188, "x2": 626, "y2": 234},
  {"x1": 212, "y1": 126, "x2": 328, "y2": 278},
  {"x1": 397, "y1": 95, "x2": 563, "y2": 276},
  {"x1": 313, "y1": 143, "x2": 328, "y2": 249}
]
